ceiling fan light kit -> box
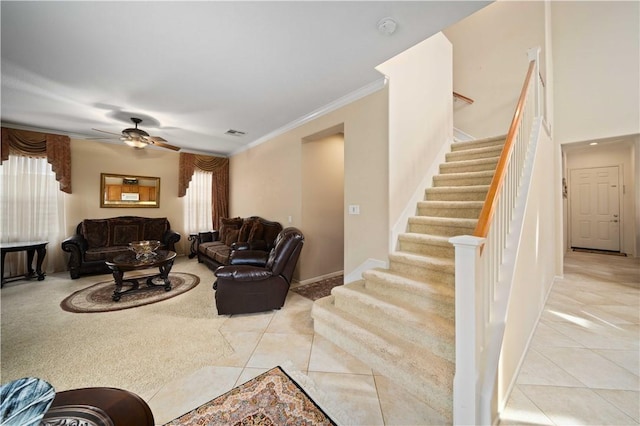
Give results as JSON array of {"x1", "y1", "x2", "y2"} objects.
[{"x1": 92, "y1": 117, "x2": 181, "y2": 151}]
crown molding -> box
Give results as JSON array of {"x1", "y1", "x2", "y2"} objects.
[{"x1": 230, "y1": 76, "x2": 387, "y2": 156}]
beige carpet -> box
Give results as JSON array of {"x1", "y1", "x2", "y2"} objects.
[{"x1": 0, "y1": 257, "x2": 231, "y2": 398}]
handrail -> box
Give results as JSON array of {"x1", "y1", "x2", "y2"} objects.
[
  {"x1": 453, "y1": 91, "x2": 474, "y2": 104},
  {"x1": 473, "y1": 60, "x2": 535, "y2": 238}
]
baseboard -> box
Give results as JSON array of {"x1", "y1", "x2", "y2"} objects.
[
  {"x1": 293, "y1": 270, "x2": 344, "y2": 288},
  {"x1": 344, "y1": 258, "x2": 388, "y2": 284}
]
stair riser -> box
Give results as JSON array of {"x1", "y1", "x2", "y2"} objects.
[
  {"x1": 399, "y1": 240, "x2": 454, "y2": 258},
  {"x1": 312, "y1": 311, "x2": 453, "y2": 422},
  {"x1": 417, "y1": 206, "x2": 482, "y2": 219},
  {"x1": 433, "y1": 175, "x2": 493, "y2": 187},
  {"x1": 362, "y1": 276, "x2": 454, "y2": 310},
  {"x1": 425, "y1": 189, "x2": 488, "y2": 202},
  {"x1": 440, "y1": 161, "x2": 499, "y2": 174},
  {"x1": 446, "y1": 149, "x2": 502, "y2": 162},
  {"x1": 388, "y1": 260, "x2": 454, "y2": 285},
  {"x1": 408, "y1": 222, "x2": 475, "y2": 237}
]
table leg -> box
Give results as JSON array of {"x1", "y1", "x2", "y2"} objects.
[
  {"x1": 112, "y1": 270, "x2": 125, "y2": 301},
  {"x1": 1, "y1": 250, "x2": 6, "y2": 287},
  {"x1": 35, "y1": 246, "x2": 46, "y2": 281},
  {"x1": 158, "y1": 258, "x2": 175, "y2": 290},
  {"x1": 25, "y1": 248, "x2": 36, "y2": 279}
]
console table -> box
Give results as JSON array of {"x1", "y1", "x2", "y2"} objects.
[{"x1": 0, "y1": 241, "x2": 48, "y2": 287}]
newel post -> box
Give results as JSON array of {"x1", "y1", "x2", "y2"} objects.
[{"x1": 450, "y1": 235, "x2": 485, "y2": 425}]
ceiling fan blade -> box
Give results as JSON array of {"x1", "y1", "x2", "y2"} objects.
[
  {"x1": 91, "y1": 128, "x2": 123, "y2": 137},
  {"x1": 147, "y1": 136, "x2": 181, "y2": 151}
]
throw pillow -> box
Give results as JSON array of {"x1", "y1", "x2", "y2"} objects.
[
  {"x1": 219, "y1": 217, "x2": 242, "y2": 242},
  {"x1": 248, "y1": 221, "x2": 264, "y2": 242},
  {"x1": 82, "y1": 219, "x2": 110, "y2": 248},
  {"x1": 225, "y1": 229, "x2": 240, "y2": 246},
  {"x1": 238, "y1": 218, "x2": 255, "y2": 242},
  {"x1": 110, "y1": 219, "x2": 142, "y2": 246},
  {"x1": 143, "y1": 218, "x2": 168, "y2": 242}
]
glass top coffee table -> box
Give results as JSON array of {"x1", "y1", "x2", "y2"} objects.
[{"x1": 105, "y1": 250, "x2": 177, "y2": 301}]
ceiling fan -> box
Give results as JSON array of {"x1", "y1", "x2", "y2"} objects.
[{"x1": 92, "y1": 117, "x2": 180, "y2": 151}]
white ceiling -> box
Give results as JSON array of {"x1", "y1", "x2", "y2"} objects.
[{"x1": 1, "y1": 1, "x2": 489, "y2": 156}]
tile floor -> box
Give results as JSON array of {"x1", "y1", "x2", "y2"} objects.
[{"x1": 147, "y1": 251, "x2": 639, "y2": 425}]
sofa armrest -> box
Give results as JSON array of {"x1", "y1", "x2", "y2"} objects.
[
  {"x1": 229, "y1": 250, "x2": 269, "y2": 267},
  {"x1": 198, "y1": 231, "x2": 220, "y2": 243},
  {"x1": 214, "y1": 265, "x2": 273, "y2": 281},
  {"x1": 61, "y1": 234, "x2": 88, "y2": 254},
  {"x1": 162, "y1": 229, "x2": 181, "y2": 252}
]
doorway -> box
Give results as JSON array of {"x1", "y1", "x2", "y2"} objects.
[
  {"x1": 300, "y1": 127, "x2": 345, "y2": 282},
  {"x1": 569, "y1": 166, "x2": 621, "y2": 252}
]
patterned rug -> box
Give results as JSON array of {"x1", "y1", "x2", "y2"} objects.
[
  {"x1": 164, "y1": 366, "x2": 336, "y2": 425},
  {"x1": 60, "y1": 272, "x2": 200, "y2": 313},
  {"x1": 291, "y1": 275, "x2": 343, "y2": 301}
]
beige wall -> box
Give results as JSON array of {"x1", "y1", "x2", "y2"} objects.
[
  {"x1": 230, "y1": 89, "x2": 389, "y2": 282},
  {"x1": 64, "y1": 139, "x2": 188, "y2": 256},
  {"x1": 301, "y1": 134, "x2": 344, "y2": 281},
  {"x1": 376, "y1": 32, "x2": 453, "y2": 241},
  {"x1": 443, "y1": 1, "x2": 546, "y2": 139},
  {"x1": 552, "y1": 1, "x2": 640, "y2": 144}
]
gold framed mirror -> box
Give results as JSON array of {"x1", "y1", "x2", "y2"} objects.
[{"x1": 100, "y1": 173, "x2": 160, "y2": 208}]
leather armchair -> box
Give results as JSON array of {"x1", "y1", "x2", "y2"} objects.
[{"x1": 214, "y1": 227, "x2": 304, "y2": 315}]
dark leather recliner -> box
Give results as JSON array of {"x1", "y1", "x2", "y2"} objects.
[{"x1": 213, "y1": 227, "x2": 304, "y2": 315}]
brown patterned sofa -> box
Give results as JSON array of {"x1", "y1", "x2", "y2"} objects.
[
  {"x1": 61, "y1": 216, "x2": 181, "y2": 279},
  {"x1": 196, "y1": 216, "x2": 282, "y2": 272}
]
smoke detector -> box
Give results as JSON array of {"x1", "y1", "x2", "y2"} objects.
[{"x1": 377, "y1": 17, "x2": 397, "y2": 36}]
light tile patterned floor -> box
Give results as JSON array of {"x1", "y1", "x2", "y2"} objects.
[{"x1": 147, "y1": 251, "x2": 639, "y2": 425}]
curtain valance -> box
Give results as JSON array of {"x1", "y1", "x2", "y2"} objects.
[
  {"x1": 1, "y1": 127, "x2": 72, "y2": 193},
  {"x1": 179, "y1": 152, "x2": 229, "y2": 229}
]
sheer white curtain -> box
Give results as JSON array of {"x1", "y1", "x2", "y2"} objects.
[
  {"x1": 183, "y1": 169, "x2": 213, "y2": 235},
  {"x1": 0, "y1": 155, "x2": 67, "y2": 276}
]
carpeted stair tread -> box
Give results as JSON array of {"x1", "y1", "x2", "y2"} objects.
[
  {"x1": 425, "y1": 185, "x2": 489, "y2": 202},
  {"x1": 363, "y1": 268, "x2": 455, "y2": 299},
  {"x1": 440, "y1": 156, "x2": 500, "y2": 174},
  {"x1": 407, "y1": 216, "x2": 477, "y2": 237},
  {"x1": 450, "y1": 135, "x2": 506, "y2": 151},
  {"x1": 445, "y1": 144, "x2": 503, "y2": 162},
  {"x1": 312, "y1": 296, "x2": 454, "y2": 420},
  {"x1": 388, "y1": 252, "x2": 454, "y2": 284},
  {"x1": 397, "y1": 232, "x2": 454, "y2": 258},
  {"x1": 417, "y1": 200, "x2": 484, "y2": 219},
  {"x1": 433, "y1": 170, "x2": 495, "y2": 187},
  {"x1": 331, "y1": 281, "x2": 454, "y2": 360}
]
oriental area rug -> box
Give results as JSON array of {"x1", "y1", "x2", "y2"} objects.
[
  {"x1": 60, "y1": 272, "x2": 200, "y2": 313},
  {"x1": 291, "y1": 275, "x2": 343, "y2": 301},
  {"x1": 163, "y1": 366, "x2": 336, "y2": 426}
]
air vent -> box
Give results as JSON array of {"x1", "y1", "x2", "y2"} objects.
[{"x1": 225, "y1": 129, "x2": 246, "y2": 136}]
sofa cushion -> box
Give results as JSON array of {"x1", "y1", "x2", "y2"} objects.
[
  {"x1": 82, "y1": 219, "x2": 110, "y2": 248},
  {"x1": 238, "y1": 218, "x2": 255, "y2": 242},
  {"x1": 110, "y1": 219, "x2": 142, "y2": 246},
  {"x1": 143, "y1": 218, "x2": 168, "y2": 242},
  {"x1": 85, "y1": 246, "x2": 129, "y2": 262},
  {"x1": 203, "y1": 243, "x2": 231, "y2": 265}
]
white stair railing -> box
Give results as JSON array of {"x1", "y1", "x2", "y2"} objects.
[{"x1": 450, "y1": 47, "x2": 544, "y2": 425}]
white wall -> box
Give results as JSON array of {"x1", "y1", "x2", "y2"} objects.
[
  {"x1": 376, "y1": 32, "x2": 453, "y2": 241},
  {"x1": 443, "y1": 1, "x2": 546, "y2": 139},
  {"x1": 552, "y1": 1, "x2": 640, "y2": 144}
]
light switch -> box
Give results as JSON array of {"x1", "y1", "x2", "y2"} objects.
[{"x1": 348, "y1": 205, "x2": 360, "y2": 215}]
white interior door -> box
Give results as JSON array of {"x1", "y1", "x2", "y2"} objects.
[{"x1": 569, "y1": 166, "x2": 621, "y2": 251}]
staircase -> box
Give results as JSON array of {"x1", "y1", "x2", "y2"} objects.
[{"x1": 311, "y1": 135, "x2": 506, "y2": 422}]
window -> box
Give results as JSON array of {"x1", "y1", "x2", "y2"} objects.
[
  {"x1": 183, "y1": 169, "x2": 213, "y2": 234},
  {"x1": 0, "y1": 155, "x2": 67, "y2": 276}
]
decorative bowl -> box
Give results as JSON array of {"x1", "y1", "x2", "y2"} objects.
[{"x1": 129, "y1": 240, "x2": 161, "y2": 260}]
